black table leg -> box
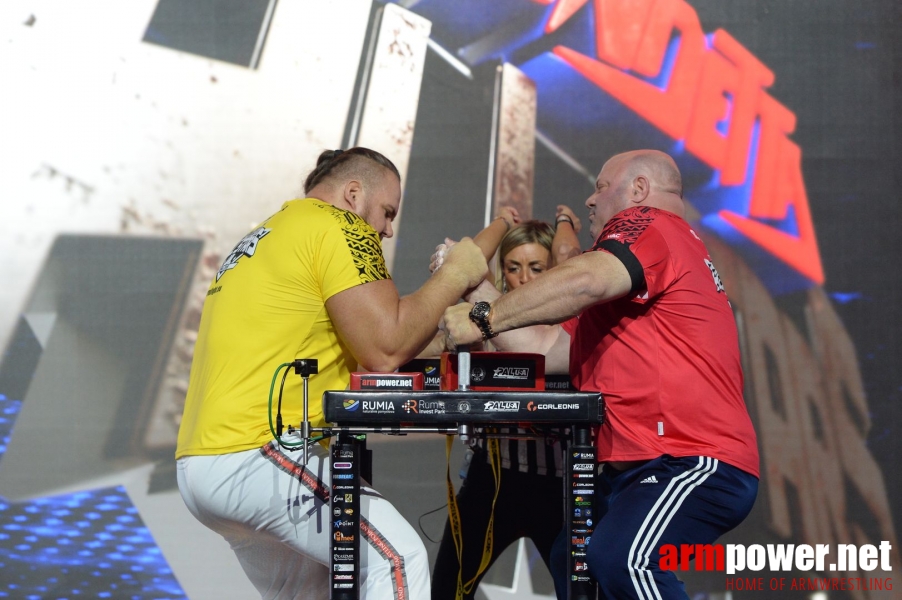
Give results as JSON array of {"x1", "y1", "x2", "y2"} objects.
[
  {"x1": 566, "y1": 425, "x2": 598, "y2": 600},
  {"x1": 330, "y1": 432, "x2": 362, "y2": 599}
]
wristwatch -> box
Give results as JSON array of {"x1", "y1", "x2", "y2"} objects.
[{"x1": 468, "y1": 301, "x2": 497, "y2": 340}]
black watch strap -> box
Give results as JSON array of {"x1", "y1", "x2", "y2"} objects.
[{"x1": 469, "y1": 302, "x2": 497, "y2": 340}]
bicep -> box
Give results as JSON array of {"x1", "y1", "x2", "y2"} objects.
[
  {"x1": 326, "y1": 279, "x2": 401, "y2": 369},
  {"x1": 559, "y1": 250, "x2": 634, "y2": 309}
]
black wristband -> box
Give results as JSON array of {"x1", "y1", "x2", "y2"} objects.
[{"x1": 555, "y1": 215, "x2": 574, "y2": 230}]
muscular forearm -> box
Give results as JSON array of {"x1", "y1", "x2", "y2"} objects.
[
  {"x1": 441, "y1": 249, "x2": 629, "y2": 361},
  {"x1": 490, "y1": 259, "x2": 598, "y2": 333},
  {"x1": 472, "y1": 217, "x2": 510, "y2": 262},
  {"x1": 361, "y1": 268, "x2": 472, "y2": 370},
  {"x1": 394, "y1": 270, "x2": 472, "y2": 358},
  {"x1": 488, "y1": 251, "x2": 632, "y2": 337},
  {"x1": 329, "y1": 238, "x2": 488, "y2": 372}
]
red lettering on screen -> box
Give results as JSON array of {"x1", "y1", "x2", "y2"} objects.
[
  {"x1": 708, "y1": 30, "x2": 774, "y2": 185},
  {"x1": 721, "y1": 138, "x2": 824, "y2": 283},
  {"x1": 544, "y1": 0, "x2": 824, "y2": 283}
]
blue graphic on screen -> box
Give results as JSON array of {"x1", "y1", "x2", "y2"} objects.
[
  {"x1": 0, "y1": 394, "x2": 22, "y2": 461},
  {"x1": 0, "y1": 393, "x2": 185, "y2": 598}
]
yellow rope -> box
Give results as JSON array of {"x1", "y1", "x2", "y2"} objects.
[{"x1": 446, "y1": 435, "x2": 502, "y2": 600}]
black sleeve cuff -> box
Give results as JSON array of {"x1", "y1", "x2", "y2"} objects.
[{"x1": 598, "y1": 240, "x2": 645, "y2": 295}]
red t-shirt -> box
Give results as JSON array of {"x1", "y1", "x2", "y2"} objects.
[{"x1": 563, "y1": 207, "x2": 759, "y2": 477}]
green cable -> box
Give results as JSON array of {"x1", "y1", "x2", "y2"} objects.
[
  {"x1": 268, "y1": 362, "x2": 329, "y2": 448},
  {"x1": 268, "y1": 362, "x2": 292, "y2": 443}
]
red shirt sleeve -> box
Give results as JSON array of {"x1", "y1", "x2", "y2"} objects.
[
  {"x1": 595, "y1": 208, "x2": 675, "y2": 301},
  {"x1": 629, "y1": 224, "x2": 675, "y2": 300}
]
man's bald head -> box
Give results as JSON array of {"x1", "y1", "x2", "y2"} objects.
[
  {"x1": 611, "y1": 149, "x2": 683, "y2": 199},
  {"x1": 586, "y1": 149, "x2": 685, "y2": 238}
]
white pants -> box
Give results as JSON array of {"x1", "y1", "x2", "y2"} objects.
[{"x1": 177, "y1": 441, "x2": 430, "y2": 600}]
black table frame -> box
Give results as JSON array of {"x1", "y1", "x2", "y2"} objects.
[
  {"x1": 323, "y1": 420, "x2": 599, "y2": 600},
  {"x1": 289, "y1": 360, "x2": 602, "y2": 600}
]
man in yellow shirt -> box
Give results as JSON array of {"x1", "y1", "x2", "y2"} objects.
[{"x1": 176, "y1": 147, "x2": 487, "y2": 599}]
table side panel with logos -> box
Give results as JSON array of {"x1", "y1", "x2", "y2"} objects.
[{"x1": 322, "y1": 388, "x2": 603, "y2": 600}]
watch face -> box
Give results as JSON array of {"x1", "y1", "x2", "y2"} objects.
[{"x1": 470, "y1": 302, "x2": 490, "y2": 320}]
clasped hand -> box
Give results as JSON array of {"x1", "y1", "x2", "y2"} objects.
[{"x1": 439, "y1": 303, "x2": 485, "y2": 348}]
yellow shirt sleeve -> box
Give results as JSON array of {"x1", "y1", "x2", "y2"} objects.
[{"x1": 314, "y1": 202, "x2": 391, "y2": 301}]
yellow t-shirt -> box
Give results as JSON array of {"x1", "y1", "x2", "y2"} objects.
[{"x1": 176, "y1": 199, "x2": 390, "y2": 458}]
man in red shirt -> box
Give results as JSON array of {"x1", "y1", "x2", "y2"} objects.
[{"x1": 441, "y1": 149, "x2": 759, "y2": 599}]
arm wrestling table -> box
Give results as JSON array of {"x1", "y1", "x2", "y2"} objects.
[{"x1": 291, "y1": 353, "x2": 604, "y2": 600}]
